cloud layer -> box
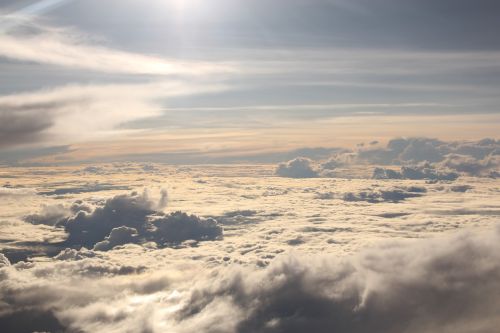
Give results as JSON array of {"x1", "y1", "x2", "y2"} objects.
[{"x1": 1, "y1": 225, "x2": 500, "y2": 332}]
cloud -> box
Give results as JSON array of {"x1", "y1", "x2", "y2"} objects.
[
  {"x1": 151, "y1": 212, "x2": 223, "y2": 245},
  {"x1": 0, "y1": 16, "x2": 233, "y2": 76},
  {"x1": 93, "y1": 226, "x2": 139, "y2": 251},
  {"x1": 24, "y1": 203, "x2": 71, "y2": 226},
  {"x1": 276, "y1": 157, "x2": 319, "y2": 178},
  {"x1": 1, "y1": 224, "x2": 500, "y2": 332},
  {"x1": 343, "y1": 186, "x2": 425, "y2": 203},
  {"x1": 0, "y1": 186, "x2": 35, "y2": 197},
  {"x1": 0, "y1": 82, "x2": 224, "y2": 148},
  {"x1": 439, "y1": 153, "x2": 500, "y2": 177},
  {"x1": 0, "y1": 253, "x2": 10, "y2": 267},
  {"x1": 173, "y1": 225, "x2": 500, "y2": 333},
  {"x1": 59, "y1": 189, "x2": 165, "y2": 248},
  {"x1": 25, "y1": 189, "x2": 222, "y2": 251},
  {"x1": 38, "y1": 183, "x2": 130, "y2": 196},
  {"x1": 373, "y1": 165, "x2": 459, "y2": 181},
  {"x1": 0, "y1": 81, "x2": 224, "y2": 149}
]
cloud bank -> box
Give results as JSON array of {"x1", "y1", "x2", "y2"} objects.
[{"x1": 1, "y1": 225, "x2": 500, "y2": 332}]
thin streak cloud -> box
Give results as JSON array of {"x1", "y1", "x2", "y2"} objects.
[{"x1": 0, "y1": 16, "x2": 235, "y2": 76}]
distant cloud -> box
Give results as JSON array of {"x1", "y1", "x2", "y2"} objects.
[
  {"x1": 0, "y1": 186, "x2": 35, "y2": 197},
  {"x1": 343, "y1": 186, "x2": 426, "y2": 203},
  {"x1": 373, "y1": 165, "x2": 459, "y2": 181},
  {"x1": 276, "y1": 157, "x2": 319, "y2": 178}
]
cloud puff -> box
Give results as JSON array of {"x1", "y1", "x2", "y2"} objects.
[
  {"x1": 24, "y1": 200, "x2": 92, "y2": 226},
  {"x1": 151, "y1": 212, "x2": 223, "y2": 245},
  {"x1": 439, "y1": 153, "x2": 500, "y2": 177},
  {"x1": 93, "y1": 226, "x2": 139, "y2": 251},
  {"x1": 373, "y1": 165, "x2": 459, "y2": 181},
  {"x1": 0, "y1": 253, "x2": 10, "y2": 267},
  {"x1": 276, "y1": 157, "x2": 319, "y2": 178},
  {"x1": 33, "y1": 189, "x2": 223, "y2": 251}
]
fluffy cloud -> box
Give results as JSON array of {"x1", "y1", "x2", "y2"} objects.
[
  {"x1": 93, "y1": 226, "x2": 139, "y2": 251},
  {"x1": 373, "y1": 165, "x2": 459, "y2": 181},
  {"x1": 28, "y1": 189, "x2": 223, "y2": 251},
  {"x1": 2, "y1": 225, "x2": 500, "y2": 332},
  {"x1": 358, "y1": 137, "x2": 499, "y2": 171},
  {"x1": 174, "y1": 226, "x2": 500, "y2": 333},
  {"x1": 276, "y1": 157, "x2": 319, "y2": 178},
  {"x1": 24, "y1": 201, "x2": 92, "y2": 226},
  {"x1": 0, "y1": 253, "x2": 10, "y2": 267},
  {"x1": 439, "y1": 153, "x2": 500, "y2": 177}
]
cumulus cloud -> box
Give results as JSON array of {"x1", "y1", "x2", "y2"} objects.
[
  {"x1": 276, "y1": 157, "x2": 319, "y2": 178},
  {"x1": 25, "y1": 189, "x2": 222, "y2": 251},
  {"x1": 373, "y1": 165, "x2": 459, "y2": 181},
  {"x1": 2, "y1": 225, "x2": 500, "y2": 332},
  {"x1": 173, "y1": 226, "x2": 500, "y2": 333},
  {"x1": 439, "y1": 153, "x2": 500, "y2": 177},
  {"x1": 93, "y1": 226, "x2": 139, "y2": 251},
  {"x1": 357, "y1": 137, "x2": 499, "y2": 173},
  {"x1": 24, "y1": 203, "x2": 71, "y2": 226}
]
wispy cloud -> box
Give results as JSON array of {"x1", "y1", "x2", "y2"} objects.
[
  {"x1": 0, "y1": 81, "x2": 227, "y2": 149},
  {"x1": 0, "y1": 15, "x2": 234, "y2": 76}
]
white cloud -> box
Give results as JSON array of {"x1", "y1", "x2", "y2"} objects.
[
  {"x1": 0, "y1": 16, "x2": 233, "y2": 76},
  {"x1": 275, "y1": 157, "x2": 319, "y2": 178},
  {"x1": 0, "y1": 81, "x2": 226, "y2": 148}
]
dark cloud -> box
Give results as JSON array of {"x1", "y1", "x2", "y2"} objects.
[
  {"x1": 93, "y1": 226, "x2": 138, "y2": 251},
  {"x1": 151, "y1": 212, "x2": 222, "y2": 245},
  {"x1": 38, "y1": 183, "x2": 130, "y2": 196},
  {"x1": 373, "y1": 165, "x2": 459, "y2": 181},
  {"x1": 449, "y1": 185, "x2": 473, "y2": 193},
  {"x1": 343, "y1": 186, "x2": 425, "y2": 203},
  {"x1": 276, "y1": 157, "x2": 319, "y2": 178},
  {"x1": 0, "y1": 108, "x2": 52, "y2": 148},
  {"x1": 25, "y1": 190, "x2": 223, "y2": 251}
]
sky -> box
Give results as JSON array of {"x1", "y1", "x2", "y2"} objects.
[
  {"x1": 1, "y1": 0, "x2": 499, "y2": 164},
  {"x1": 1, "y1": 2, "x2": 500, "y2": 332}
]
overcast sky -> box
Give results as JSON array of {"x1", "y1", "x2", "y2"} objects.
[{"x1": 1, "y1": 0, "x2": 499, "y2": 164}]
